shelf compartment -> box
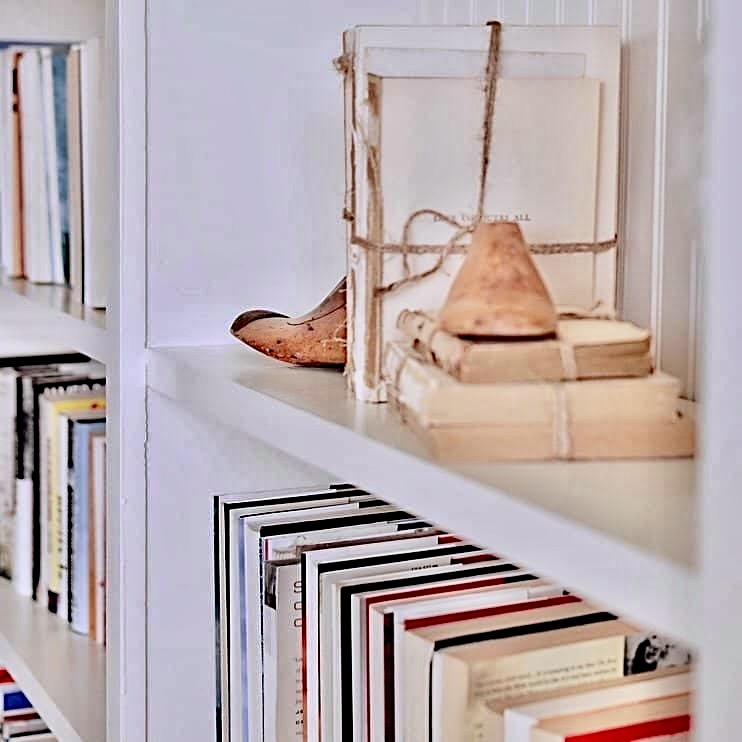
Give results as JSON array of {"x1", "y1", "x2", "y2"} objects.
[
  {"x1": 148, "y1": 344, "x2": 698, "y2": 644},
  {"x1": 0, "y1": 579, "x2": 105, "y2": 742},
  {"x1": 0, "y1": 277, "x2": 108, "y2": 364}
]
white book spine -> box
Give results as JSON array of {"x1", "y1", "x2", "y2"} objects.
[
  {"x1": 263, "y1": 563, "x2": 304, "y2": 742},
  {"x1": 57, "y1": 416, "x2": 70, "y2": 621},
  {"x1": 12, "y1": 479, "x2": 33, "y2": 597},
  {"x1": 92, "y1": 436, "x2": 106, "y2": 644},
  {"x1": 0, "y1": 51, "x2": 14, "y2": 274},
  {"x1": 0, "y1": 371, "x2": 17, "y2": 579},
  {"x1": 39, "y1": 49, "x2": 63, "y2": 285},
  {"x1": 19, "y1": 51, "x2": 51, "y2": 284}
]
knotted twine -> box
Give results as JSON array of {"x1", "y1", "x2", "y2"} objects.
[{"x1": 335, "y1": 21, "x2": 618, "y2": 298}]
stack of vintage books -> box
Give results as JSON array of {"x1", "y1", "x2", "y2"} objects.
[{"x1": 383, "y1": 310, "x2": 695, "y2": 462}]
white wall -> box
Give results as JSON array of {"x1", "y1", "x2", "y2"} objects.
[
  {"x1": 146, "y1": 393, "x2": 328, "y2": 741},
  {"x1": 0, "y1": 0, "x2": 103, "y2": 42},
  {"x1": 147, "y1": 0, "x2": 421, "y2": 348}
]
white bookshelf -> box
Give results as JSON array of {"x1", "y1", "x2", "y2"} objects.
[
  {"x1": 0, "y1": 579, "x2": 105, "y2": 742},
  {"x1": 149, "y1": 344, "x2": 698, "y2": 643},
  {"x1": 3, "y1": 0, "x2": 742, "y2": 741},
  {"x1": 0, "y1": 278, "x2": 108, "y2": 363}
]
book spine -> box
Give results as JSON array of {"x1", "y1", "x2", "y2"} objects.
[
  {"x1": 70, "y1": 425, "x2": 89, "y2": 635},
  {"x1": 12, "y1": 479, "x2": 33, "y2": 597},
  {"x1": 0, "y1": 372, "x2": 17, "y2": 579}
]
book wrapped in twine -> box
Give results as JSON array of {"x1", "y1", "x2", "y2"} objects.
[{"x1": 337, "y1": 22, "x2": 620, "y2": 401}]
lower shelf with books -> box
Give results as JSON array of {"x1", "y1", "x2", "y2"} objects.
[
  {"x1": 215, "y1": 484, "x2": 694, "y2": 742},
  {"x1": 0, "y1": 579, "x2": 104, "y2": 742}
]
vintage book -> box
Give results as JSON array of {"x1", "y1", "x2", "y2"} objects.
[
  {"x1": 467, "y1": 668, "x2": 690, "y2": 742},
  {"x1": 530, "y1": 693, "x2": 690, "y2": 742},
  {"x1": 384, "y1": 343, "x2": 694, "y2": 462},
  {"x1": 398, "y1": 310, "x2": 653, "y2": 383},
  {"x1": 343, "y1": 25, "x2": 621, "y2": 401}
]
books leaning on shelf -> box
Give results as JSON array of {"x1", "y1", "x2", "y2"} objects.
[
  {"x1": 0, "y1": 345, "x2": 107, "y2": 646},
  {"x1": 0, "y1": 43, "x2": 105, "y2": 307},
  {"x1": 214, "y1": 484, "x2": 693, "y2": 742},
  {"x1": 0, "y1": 668, "x2": 58, "y2": 740}
]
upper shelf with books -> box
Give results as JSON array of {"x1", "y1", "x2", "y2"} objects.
[
  {"x1": 0, "y1": 276, "x2": 108, "y2": 363},
  {"x1": 148, "y1": 344, "x2": 698, "y2": 645},
  {"x1": 0, "y1": 578, "x2": 105, "y2": 742}
]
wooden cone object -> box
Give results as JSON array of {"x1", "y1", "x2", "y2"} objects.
[{"x1": 438, "y1": 222, "x2": 558, "y2": 338}]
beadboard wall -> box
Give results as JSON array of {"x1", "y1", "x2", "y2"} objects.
[{"x1": 417, "y1": 4, "x2": 707, "y2": 400}]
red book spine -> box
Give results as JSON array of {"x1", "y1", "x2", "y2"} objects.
[{"x1": 566, "y1": 714, "x2": 692, "y2": 742}]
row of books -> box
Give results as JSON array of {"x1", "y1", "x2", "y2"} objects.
[
  {"x1": 0, "y1": 343, "x2": 106, "y2": 644},
  {"x1": 0, "y1": 668, "x2": 57, "y2": 741},
  {"x1": 0, "y1": 43, "x2": 105, "y2": 307},
  {"x1": 215, "y1": 484, "x2": 693, "y2": 742}
]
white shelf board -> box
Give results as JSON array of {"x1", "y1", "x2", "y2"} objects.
[
  {"x1": 0, "y1": 278, "x2": 109, "y2": 364},
  {"x1": 0, "y1": 579, "x2": 105, "y2": 742},
  {"x1": 148, "y1": 344, "x2": 698, "y2": 644}
]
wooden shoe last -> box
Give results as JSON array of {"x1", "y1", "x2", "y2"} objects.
[
  {"x1": 231, "y1": 278, "x2": 347, "y2": 367},
  {"x1": 439, "y1": 222, "x2": 558, "y2": 338}
]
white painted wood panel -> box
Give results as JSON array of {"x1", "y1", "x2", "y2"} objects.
[
  {"x1": 562, "y1": 0, "x2": 590, "y2": 24},
  {"x1": 0, "y1": 0, "x2": 102, "y2": 43},
  {"x1": 656, "y1": 0, "x2": 704, "y2": 399},
  {"x1": 501, "y1": 0, "x2": 529, "y2": 23},
  {"x1": 700, "y1": 1, "x2": 742, "y2": 738},
  {"x1": 146, "y1": 0, "x2": 420, "y2": 347},
  {"x1": 473, "y1": 0, "x2": 506, "y2": 24},
  {"x1": 528, "y1": 0, "x2": 559, "y2": 24},
  {"x1": 147, "y1": 393, "x2": 327, "y2": 742}
]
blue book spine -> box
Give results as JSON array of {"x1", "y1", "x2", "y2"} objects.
[
  {"x1": 70, "y1": 420, "x2": 104, "y2": 635},
  {"x1": 3, "y1": 690, "x2": 31, "y2": 712}
]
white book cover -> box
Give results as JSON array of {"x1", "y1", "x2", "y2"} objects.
[
  {"x1": 219, "y1": 486, "x2": 366, "y2": 742},
  {"x1": 263, "y1": 521, "x2": 432, "y2": 742},
  {"x1": 39, "y1": 49, "x2": 64, "y2": 285},
  {"x1": 337, "y1": 556, "x2": 511, "y2": 742},
  {"x1": 79, "y1": 40, "x2": 107, "y2": 308},
  {"x1": 344, "y1": 25, "x2": 621, "y2": 401},
  {"x1": 300, "y1": 526, "x2": 432, "y2": 742},
  {"x1": 241, "y1": 501, "x2": 388, "y2": 742},
  {"x1": 0, "y1": 369, "x2": 17, "y2": 579},
  {"x1": 219, "y1": 487, "x2": 371, "y2": 742},
  {"x1": 0, "y1": 50, "x2": 14, "y2": 275},
  {"x1": 18, "y1": 50, "x2": 52, "y2": 284},
  {"x1": 67, "y1": 46, "x2": 84, "y2": 302},
  {"x1": 323, "y1": 542, "x2": 485, "y2": 742},
  {"x1": 92, "y1": 434, "x2": 106, "y2": 644}
]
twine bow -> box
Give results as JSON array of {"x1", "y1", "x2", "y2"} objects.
[{"x1": 336, "y1": 21, "x2": 618, "y2": 297}]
